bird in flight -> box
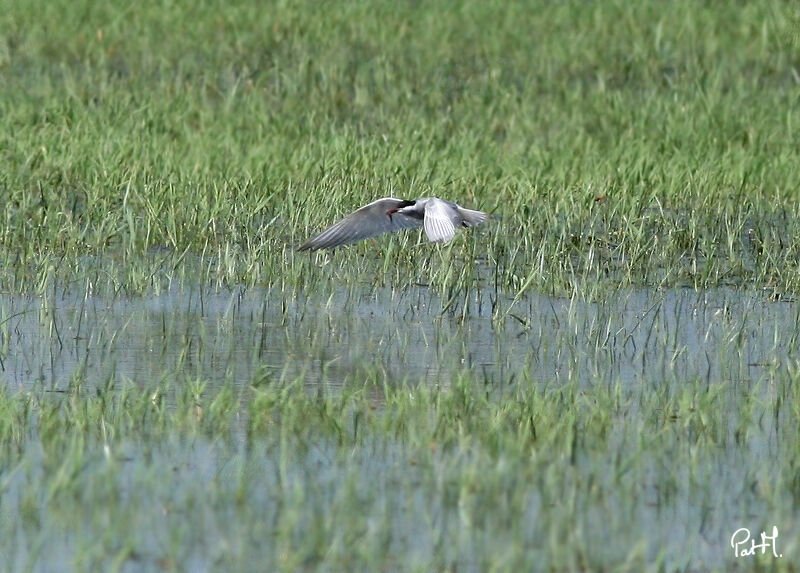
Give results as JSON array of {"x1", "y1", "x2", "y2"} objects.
[{"x1": 298, "y1": 197, "x2": 488, "y2": 251}]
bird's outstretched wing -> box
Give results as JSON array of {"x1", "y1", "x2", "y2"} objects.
[
  {"x1": 422, "y1": 198, "x2": 488, "y2": 243},
  {"x1": 422, "y1": 198, "x2": 462, "y2": 243},
  {"x1": 298, "y1": 198, "x2": 422, "y2": 251}
]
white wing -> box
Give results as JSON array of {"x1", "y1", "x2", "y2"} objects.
[
  {"x1": 298, "y1": 198, "x2": 422, "y2": 251},
  {"x1": 422, "y1": 198, "x2": 461, "y2": 243}
]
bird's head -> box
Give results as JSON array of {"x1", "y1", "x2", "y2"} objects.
[{"x1": 386, "y1": 199, "x2": 416, "y2": 218}]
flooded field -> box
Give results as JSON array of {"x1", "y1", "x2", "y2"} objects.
[
  {"x1": 3, "y1": 284, "x2": 798, "y2": 392},
  {"x1": 0, "y1": 283, "x2": 797, "y2": 570},
  {"x1": 3, "y1": 0, "x2": 799, "y2": 569}
]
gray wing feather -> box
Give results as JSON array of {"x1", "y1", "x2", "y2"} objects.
[
  {"x1": 422, "y1": 198, "x2": 460, "y2": 243},
  {"x1": 422, "y1": 198, "x2": 488, "y2": 243},
  {"x1": 298, "y1": 198, "x2": 422, "y2": 251}
]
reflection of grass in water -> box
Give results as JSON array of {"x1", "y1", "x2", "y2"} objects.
[
  {"x1": 1, "y1": 0, "x2": 799, "y2": 296},
  {"x1": 1, "y1": 0, "x2": 800, "y2": 569},
  {"x1": 1, "y1": 373, "x2": 797, "y2": 569}
]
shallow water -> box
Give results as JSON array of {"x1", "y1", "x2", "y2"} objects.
[
  {"x1": 0, "y1": 284, "x2": 795, "y2": 570},
  {"x1": 0, "y1": 283, "x2": 795, "y2": 392}
]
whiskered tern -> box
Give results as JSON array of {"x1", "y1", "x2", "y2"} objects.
[{"x1": 298, "y1": 197, "x2": 487, "y2": 251}]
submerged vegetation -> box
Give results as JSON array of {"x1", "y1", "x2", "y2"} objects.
[
  {"x1": 1, "y1": 0, "x2": 799, "y2": 570},
  {"x1": 2, "y1": 369, "x2": 799, "y2": 570}
]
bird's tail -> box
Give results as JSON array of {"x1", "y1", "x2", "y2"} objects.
[{"x1": 459, "y1": 208, "x2": 488, "y2": 227}]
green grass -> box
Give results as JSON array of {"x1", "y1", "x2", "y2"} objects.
[
  {"x1": 2, "y1": 0, "x2": 800, "y2": 570},
  {"x1": 1, "y1": 371, "x2": 797, "y2": 571},
  {"x1": 0, "y1": 0, "x2": 799, "y2": 296}
]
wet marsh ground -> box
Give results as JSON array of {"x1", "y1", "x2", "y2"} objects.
[{"x1": 2, "y1": 0, "x2": 800, "y2": 570}]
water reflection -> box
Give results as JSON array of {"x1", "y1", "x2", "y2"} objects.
[
  {"x1": 0, "y1": 284, "x2": 794, "y2": 391},
  {"x1": 0, "y1": 283, "x2": 794, "y2": 571}
]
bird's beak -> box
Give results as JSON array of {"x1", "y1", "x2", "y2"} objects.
[{"x1": 386, "y1": 201, "x2": 414, "y2": 221}]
